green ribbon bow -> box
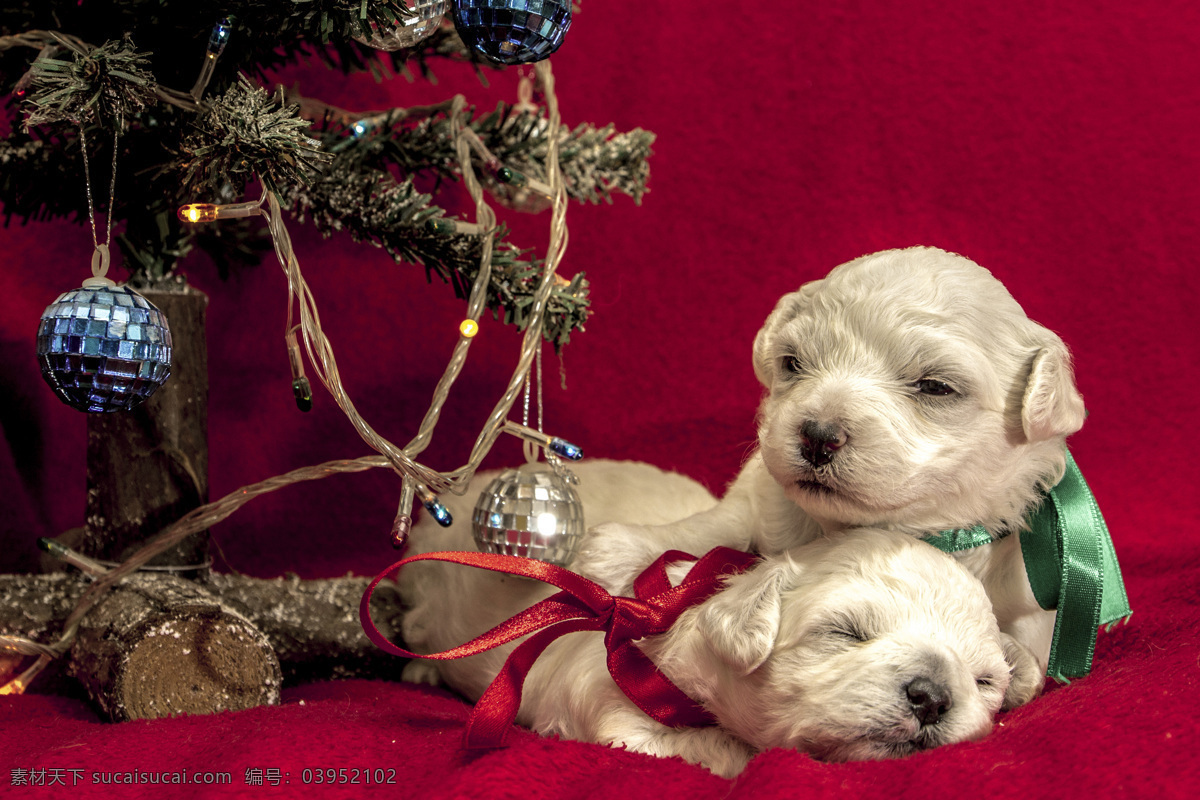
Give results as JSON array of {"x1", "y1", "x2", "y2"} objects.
[{"x1": 923, "y1": 451, "x2": 1132, "y2": 682}]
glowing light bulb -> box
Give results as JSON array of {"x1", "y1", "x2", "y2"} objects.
[
  {"x1": 549, "y1": 437, "x2": 583, "y2": 461},
  {"x1": 459, "y1": 319, "x2": 480, "y2": 338},
  {"x1": 178, "y1": 204, "x2": 217, "y2": 223},
  {"x1": 177, "y1": 200, "x2": 262, "y2": 223},
  {"x1": 502, "y1": 421, "x2": 584, "y2": 461},
  {"x1": 417, "y1": 484, "x2": 453, "y2": 527},
  {"x1": 208, "y1": 17, "x2": 232, "y2": 56},
  {"x1": 423, "y1": 498, "x2": 453, "y2": 527}
]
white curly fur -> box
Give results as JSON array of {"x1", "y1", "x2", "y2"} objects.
[
  {"x1": 577, "y1": 247, "x2": 1083, "y2": 688},
  {"x1": 398, "y1": 460, "x2": 1030, "y2": 776}
]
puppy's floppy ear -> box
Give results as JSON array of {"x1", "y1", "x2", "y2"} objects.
[
  {"x1": 696, "y1": 559, "x2": 792, "y2": 676},
  {"x1": 752, "y1": 288, "x2": 810, "y2": 388},
  {"x1": 752, "y1": 322, "x2": 776, "y2": 388},
  {"x1": 1021, "y1": 342, "x2": 1086, "y2": 442},
  {"x1": 999, "y1": 633, "x2": 1043, "y2": 710}
]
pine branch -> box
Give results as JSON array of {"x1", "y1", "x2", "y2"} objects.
[
  {"x1": 0, "y1": 9, "x2": 637, "y2": 343},
  {"x1": 0, "y1": 4, "x2": 485, "y2": 100},
  {"x1": 306, "y1": 101, "x2": 655, "y2": 206},
  {"x1": 479, "y1": 112, "x2": 656, "y2": 205},
  {"x1": 174, "y1": 76, "x2": 332, "y2": 196},
  {"x1": 238, "y1": 0, "x2": 415, "y2": 46},
  {"x1": 23, "y1": 33, "x2": 158, "y2": 129},
  {"x1": 288, "y1": 158, "x2": 590, "y2": 347}
]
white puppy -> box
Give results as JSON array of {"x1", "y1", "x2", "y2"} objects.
[
  {"x1": 579, "y1": 247, "x2": 1081, "y2": 702},
  {"x1": 398, "y1": 460, "x2": 1028, "y2": 776}
]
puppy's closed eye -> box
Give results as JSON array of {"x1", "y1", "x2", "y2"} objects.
[
  {"x1": 911, "y1": 378, "x2": 957, "y2": 396},
  {"x1": 825, "y1": 615, "x2": 871, "y2": 643}
]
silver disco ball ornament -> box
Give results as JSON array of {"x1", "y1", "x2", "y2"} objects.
[
  {"x1": 472, "y1": 465, "x2": 584, "y2": 566},
  {"x1": 354, "y1": 0, "x2": 447, "y2": 51},
  {"x1": 36, "y1": 278, "x2": 172, "y2": 413}
]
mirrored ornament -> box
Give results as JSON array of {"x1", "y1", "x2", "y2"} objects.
[
  {"x1": 36, "y1": 278, "x2": 172, "y2": 413},
  {"x1": 353, "y1": 1, "x2": 447, "y2": 51},
  {"x1": 472, "y1": 464, "x2": 584, "y2": 567},
  {"x1": 453, "y1": 0, "x2": 572, "y2": 65}
]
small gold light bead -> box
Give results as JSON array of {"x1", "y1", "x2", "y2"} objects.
[{"x1": 178, "y1": 204, "x2": 217, "y2": 223}]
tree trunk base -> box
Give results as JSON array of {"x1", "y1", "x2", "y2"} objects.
[
  {"x1": 84, "y1": 282, "x2": 210, "y2": 577},
  {"x1": 0, "y1": 570, "x2": 406, "y2": 720}
]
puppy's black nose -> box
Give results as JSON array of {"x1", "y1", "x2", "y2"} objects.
[
  {"x1": 905, "y1": 678, "x2": 952, "y2": 726},
  {"x1": 799, "y1": 420, "x2": 847, "y2": 467}
]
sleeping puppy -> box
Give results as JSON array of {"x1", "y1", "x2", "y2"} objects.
[
  {"x1": 578, "y1": 247, "x2": 1082, "y2": 701},
  {"x1": 398, "y1": 460, "x2": 1033, "y2": 777}
]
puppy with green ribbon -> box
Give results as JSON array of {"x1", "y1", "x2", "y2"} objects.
[{"x1": 579, "y1": 247, "x2": 1131, "y2": 706}]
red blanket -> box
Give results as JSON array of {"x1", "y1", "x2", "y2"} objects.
[{"x1": 3, "y1": 2, "x2": 1198, "y2": 797}]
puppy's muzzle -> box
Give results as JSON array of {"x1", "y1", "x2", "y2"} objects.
[
  {"x1": 799, "y1": 420, "x2": 848, "y2": 468},
  {"x1": 904, "y1": 677, "x2": 952, "y2": 727}
]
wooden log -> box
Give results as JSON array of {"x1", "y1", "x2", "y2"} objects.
[
  {"x1": 0, "y1": 574, "x2": 82, "y2": 695},
  {"x1": 66, "y1": 573, "x2": 280, "y2": 721},
  {"x1": 0, "y1": 571, "x2": 407, "y2": 714},
  {"x1": 206, "y1": 572, "x2": 408, "y2": 684},
  {"x1": 84, "y1": 280, "x2": 210, "y2": 575}
]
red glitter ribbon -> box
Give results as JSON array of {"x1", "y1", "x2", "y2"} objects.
[{"x1": 360, "y1": 547, "x2": 758, "y2": 747}]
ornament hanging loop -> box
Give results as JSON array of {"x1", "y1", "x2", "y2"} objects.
[
  {"x1": 522, "y1": 437, "x2": 540, "y2": 465},
  {"x1": 513, "y1": 68, "x2": 538, "y2": 114},
  {"x1": 89, "y1": 243, "x2": 111, "y2": 280}
]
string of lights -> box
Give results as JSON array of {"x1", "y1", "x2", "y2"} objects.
[{"x1": 3, "y1": 56, "x2": 581, "y2": 695}]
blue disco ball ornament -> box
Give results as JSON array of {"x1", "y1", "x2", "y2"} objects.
[
  {"x1": 453, "y1": 0, "x2": 571, "y2": 65},
  {"x1": 36, "y1": 278, "x2": 173, "y2": 413}
]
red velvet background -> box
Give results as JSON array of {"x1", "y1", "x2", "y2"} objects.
[{"x1": 3, "y1": 1, "x2": 1199, "y2": 797}]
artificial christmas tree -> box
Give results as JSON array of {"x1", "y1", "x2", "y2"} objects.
[{"x1": 0, "y1": 1, "x2": 652, "y2": 716}]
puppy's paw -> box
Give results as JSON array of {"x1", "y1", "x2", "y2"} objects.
[
  {"x1": 675, "y1": 729, "x2": 753, "y2": 778},
  {"x1": 1000, "y1": 633, "x2": 1043, "y2": 710},
  {"x1": 401, "y1": 659, "x2": 442, "y2": 686},
  {"x1": 572, "y1": 522, "x2": 662, "y2": 594},
  {"x1": 612, "y1": 722, "x2": 753, "y2": 778}
]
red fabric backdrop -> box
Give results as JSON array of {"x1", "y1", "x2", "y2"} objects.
[{"x1": 3, "y1": 1, "x2": 1199, "y2": 797}]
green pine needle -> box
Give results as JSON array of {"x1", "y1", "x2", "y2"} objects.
[
  {"x1": 177, "y1": 76, "x2": 333, "y2": 196},
  {"x1": 0, "y1": 12, "x2": 648, "y2": 344},
  {"x1": 23, "y1": 34, "x2": 157, "y2": 130},
  {"x1": 289, "y1": 158, "x2": 591, "y2": 347}
]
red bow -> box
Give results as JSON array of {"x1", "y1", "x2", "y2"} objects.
[{"x1": 360, "y1": 546, "x2": 758, "y2": 748}]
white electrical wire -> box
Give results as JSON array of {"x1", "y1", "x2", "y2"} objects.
[{"x1": 6, "y1": 60, "x2": 574, "y2": 695}]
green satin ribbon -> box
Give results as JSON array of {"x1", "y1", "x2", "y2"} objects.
[
  {"x1": 922, "y1": 525, "x2": 1007, "y2": 552},
  {"x1": 923, "y1": 450, "x2": 1131, "y2": 682}
]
